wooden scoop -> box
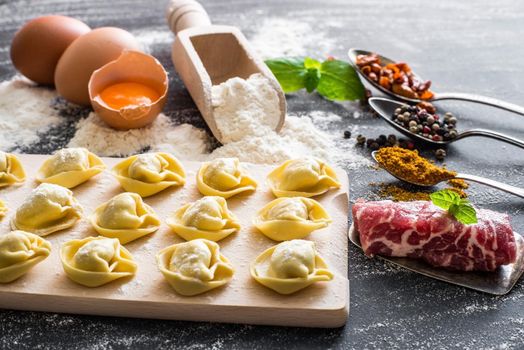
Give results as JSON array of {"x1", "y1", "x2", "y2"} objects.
[{"x1": 166, "y1": 0, "x2": 287, "y2": 143}]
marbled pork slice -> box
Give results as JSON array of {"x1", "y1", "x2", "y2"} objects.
[{"x1": 352, "y1": 199, "x2": 517, "y2": 271}]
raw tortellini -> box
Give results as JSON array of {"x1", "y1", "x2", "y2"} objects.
[
  {"x1": 36, "y1": 147, "x2": 105, "y2": 188},
  {"x1": 156, "y1": 239, "x2": 234, "y2": 296},
  {"x1": 60, "y1": 236, "x2": 137, "y2": 287},
  {"x1": 267, "y1": 157, "x2": 341, "y2": 198},
  {"x1": 166, "y1": 196, "x2": 240, "y2": 242},
  {"x1": 197, "y1": 158, "x2": 257, "y2": 198},
  {"x1": 113, "y1": 152, "x2": 186, "y2": 197},
  {"x1": 0, "y1": 199, "x2": 6, "y2": 220},
  {"x1": 11, "y1": 183, "x2": 83, "y2": 236},
  {"x1": 0, "y1": 151, "x2": 26, "y2": 188},
  {"x1": 254, "y1": 197, "x2": 331, "y2": 241},
  {"x1": 250, "y1": 239, "x2": 333, "y2": 295},
  {"x1": 90, "y1": 192, "x2": 161, "y2": 244},
  {"x1": 0, "y1": 231, "x2": 51, "y2": 283}
]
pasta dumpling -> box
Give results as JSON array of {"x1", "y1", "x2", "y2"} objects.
[
  {"x1": 250, "y1": 239, "x2": 333, "y2": 294},
  {"x1": 253, "y1": 197, "x2": 331, "y2": 241},
  {"x1": 90, "y1": 192, "x2": 161, "y2": 244},
  {"x1": 0, "y1": 151, "x2": 26, "y2": 188},
  {"x1": 267, "y1": 158, "x2": 341, "y2": 198},
  {"x1": 11, "y1": 183, "x2": 83, "y2": 236},
  {"x1": 60, "y1": 236, "x2": 137, "y2": 287},
  {"x1": 156, "y1": 239, "x2": 234, "y2": 296},
  {"x1": 166, "y1": 196, "x2": 240, "y2": 242},
  {"x1": 113, "y1": 152, "x2": 186, "y2": 197},
  {"x1": 36, "y1": 148, "x2": 105, "y2": 188},
  {"x1": 197, "y1": 158, "x2": 257, "y2": 198},
  {"x1": 0, "y1": 231, "x2": 51, "y2": 283},
  {"x1": 0, "y1": 199, "x2": 6, "y2": 220}
]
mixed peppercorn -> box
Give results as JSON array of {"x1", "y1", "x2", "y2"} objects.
[{"x1": 392, "y1": 101, "x2": 458, "y2": 142}]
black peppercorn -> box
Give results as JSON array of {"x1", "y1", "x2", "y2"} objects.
[
  {"x1": 344, "y1": 130, "x2": 351, "y2": 139},
  {"x1": 435, "y1": 148, "x2": 447, "y2": 160}
]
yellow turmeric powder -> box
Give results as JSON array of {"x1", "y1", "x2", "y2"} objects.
[{"x1": 375, "y1": 147, "x2": 456, "y2": 185}]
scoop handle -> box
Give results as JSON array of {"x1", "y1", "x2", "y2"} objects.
[
  {"x1": 455, "y1": 173, "x2": 524, "y2": 198},
  {"x1": 166, "y1": 0, "x2": 211, "y2": 35}
]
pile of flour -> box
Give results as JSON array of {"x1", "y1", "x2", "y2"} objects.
[{"x1": 210, "y1": 74, "x2": 334, "y2": 163}]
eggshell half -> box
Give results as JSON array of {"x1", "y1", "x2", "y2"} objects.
[
  {"x1": 55, "y1": 27, "x2": 141, "y2": 106},
  {"x1": 89, "y1": 51, "x2": 168, "y2": 130}
]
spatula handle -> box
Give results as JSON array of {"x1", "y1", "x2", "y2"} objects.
[{"x1": 166, "y1": 0, "x2": 211, "y2": 35}]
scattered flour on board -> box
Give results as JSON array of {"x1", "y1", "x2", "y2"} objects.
[
  {"x1": 67, "y1": 112, "x2": 209, "y2": 159},
  {"x1": 0, "y1": 78, "x2": 63, "y2": 151}
]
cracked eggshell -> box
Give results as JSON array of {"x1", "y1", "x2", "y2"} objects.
[
  {"x1": 55, "y1": 27, "x2": 141, "y2": 106},
  {"x1": 88, "y1": 51, "x2": 168, "y2": 130}
]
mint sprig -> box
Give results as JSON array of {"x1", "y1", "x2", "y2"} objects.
[
  {"x1": 265, "y1": 56, "x2": 365, "y2": 101},
  {"x1": 430, "y1": 190, "x2": 478, "y2": 225}
]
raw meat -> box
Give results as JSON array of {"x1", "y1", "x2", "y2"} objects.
[{"x1": 352, "y1": 199, "x2": 517, "y2": 271}]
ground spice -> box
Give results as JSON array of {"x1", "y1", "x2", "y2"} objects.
[
  {"x1": 375, "y1": 147, "x2": 456, "y2": 185},
  {"x1": 372, "y1": 182, "x2": 468, "y2": 202}
]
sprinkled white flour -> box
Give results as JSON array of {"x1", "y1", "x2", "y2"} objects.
[
  {"x1": 250, "y1": 17, "x2": 336, "y2": 59},
  {"x1": 0, "y1": 78, "x2": 63, "y2": 151},
  {"x1": 67, "y1": 112, "x2": 209, "y2": 159}
]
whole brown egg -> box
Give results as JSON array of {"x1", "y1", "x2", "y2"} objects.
[
  {"x1": 54, "y1": 27, "x2": 141, "y2": 106},
  {"x1": 10, "y1": 15, "x2": 91, "y2": 85}
]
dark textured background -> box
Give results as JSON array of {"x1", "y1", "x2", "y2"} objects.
[{"x1": 1, "y1": 0, "x2": 523, "y2": 349}]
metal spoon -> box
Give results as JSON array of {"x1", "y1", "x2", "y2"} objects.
[
  {"x1": 369, "y1": 97, "x2": 524, "y2": 148},
  {"x1": 371, "y1": 151, "x2": 524, "y2": 198},
  {"x1": 348, "y1": 48, "x2": 524, "y2": 116}
]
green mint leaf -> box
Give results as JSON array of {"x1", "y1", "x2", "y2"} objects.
[
  {"x1": 430, "y1": 189, "x2": 461, "y2": 211},
  {"x1": 305, "y1": 68, "x2": 320, "y2": 93},
  {"x1": 431, "y1": 190, "x2": 478, "y2": 225},
  {"x1": 304, "y1": 57, "x2": 321, "y2": 70},
  {"x1": 316, "y1": 59, "x2": 365, "y2": 101},
  {"x1": 265, "y1": 57, "x2": 307, "y2": 93},
  {"x1": 454, "y1": 203, "x2": 478, "y2": 225}
]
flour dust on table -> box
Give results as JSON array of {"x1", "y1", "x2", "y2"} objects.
[{"x1": 0, "y1": 78, "x2": 64, "y2": 151}]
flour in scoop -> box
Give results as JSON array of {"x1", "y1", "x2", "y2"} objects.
[
  {"x1": 210, "y1": 73, "x2": 334, "y2": 163},
  {"x1": 212, "y1": 74, "x2": 280, "y2": 143}
]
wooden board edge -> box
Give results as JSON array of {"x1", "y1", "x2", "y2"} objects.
[{"x1": 0, "y1": 281, "x2": 349, "y2": 328}]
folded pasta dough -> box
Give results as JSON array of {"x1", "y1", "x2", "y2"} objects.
[
  {"x1": 197, "y1": 158, "x2": 257, "y2": 198},
  {"x1": 267, "y1": 158, "x2": 341, "y2": 198},
  {"x1": 90, "y1": 192, "x2": 161, "y2": 244},
  {"x1": 60, "y1": 236, "x2": 137, "y2": 287},
  {"x1": 0, "y1": 199, "x2": 6, "y2": 220},
  {"x1": 0, "y1": 151, "x2": 26, "y2": 188},
  {"x1": 166, "y1": 196, "x2": 240, "y2": 242},
  {"x1": 250, "y1": 239, "x2": 333, "y2": 294},
  {"x1": 0, "y1": 230, "x2": 51, "y2": 283},
  {"x1": 36, "y1": 148, "x2": 105, "y2": 188},
  {"x1": 254, "y1": 197, "x2": 331, "y2": 241},
  {"x1": 156, "y1": 239, "x2": 234, "y2": 296},
  {"x1": 112, "y1": 152, "x2": 186, "y2": 197},
  {"x1": 11, "y1": 183, "x2": 83, "y2": 236}
]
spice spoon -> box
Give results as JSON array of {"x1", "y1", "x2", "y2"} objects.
[
  {"x1": 369, "y1": 97, "x2": 524, "y2": 148},
  {"x1": 348, "y1": 48, "x2": 524, "y2": 116},
  {"x1": 371, "y1": 151, "x2": 524, "y2": 198}
]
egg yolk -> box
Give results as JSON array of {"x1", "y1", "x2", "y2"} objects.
[{"x1": 98, "y1": 82, "x2": 160, "y2": 110}]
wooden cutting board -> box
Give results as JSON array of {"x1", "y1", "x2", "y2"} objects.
[{"x1": 0, "y1": 154, "x2": 349, "y2": 328}]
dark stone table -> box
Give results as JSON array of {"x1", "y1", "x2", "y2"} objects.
[{"x1": 1, "y1": 0, "x2": 523, "y2": 348}]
